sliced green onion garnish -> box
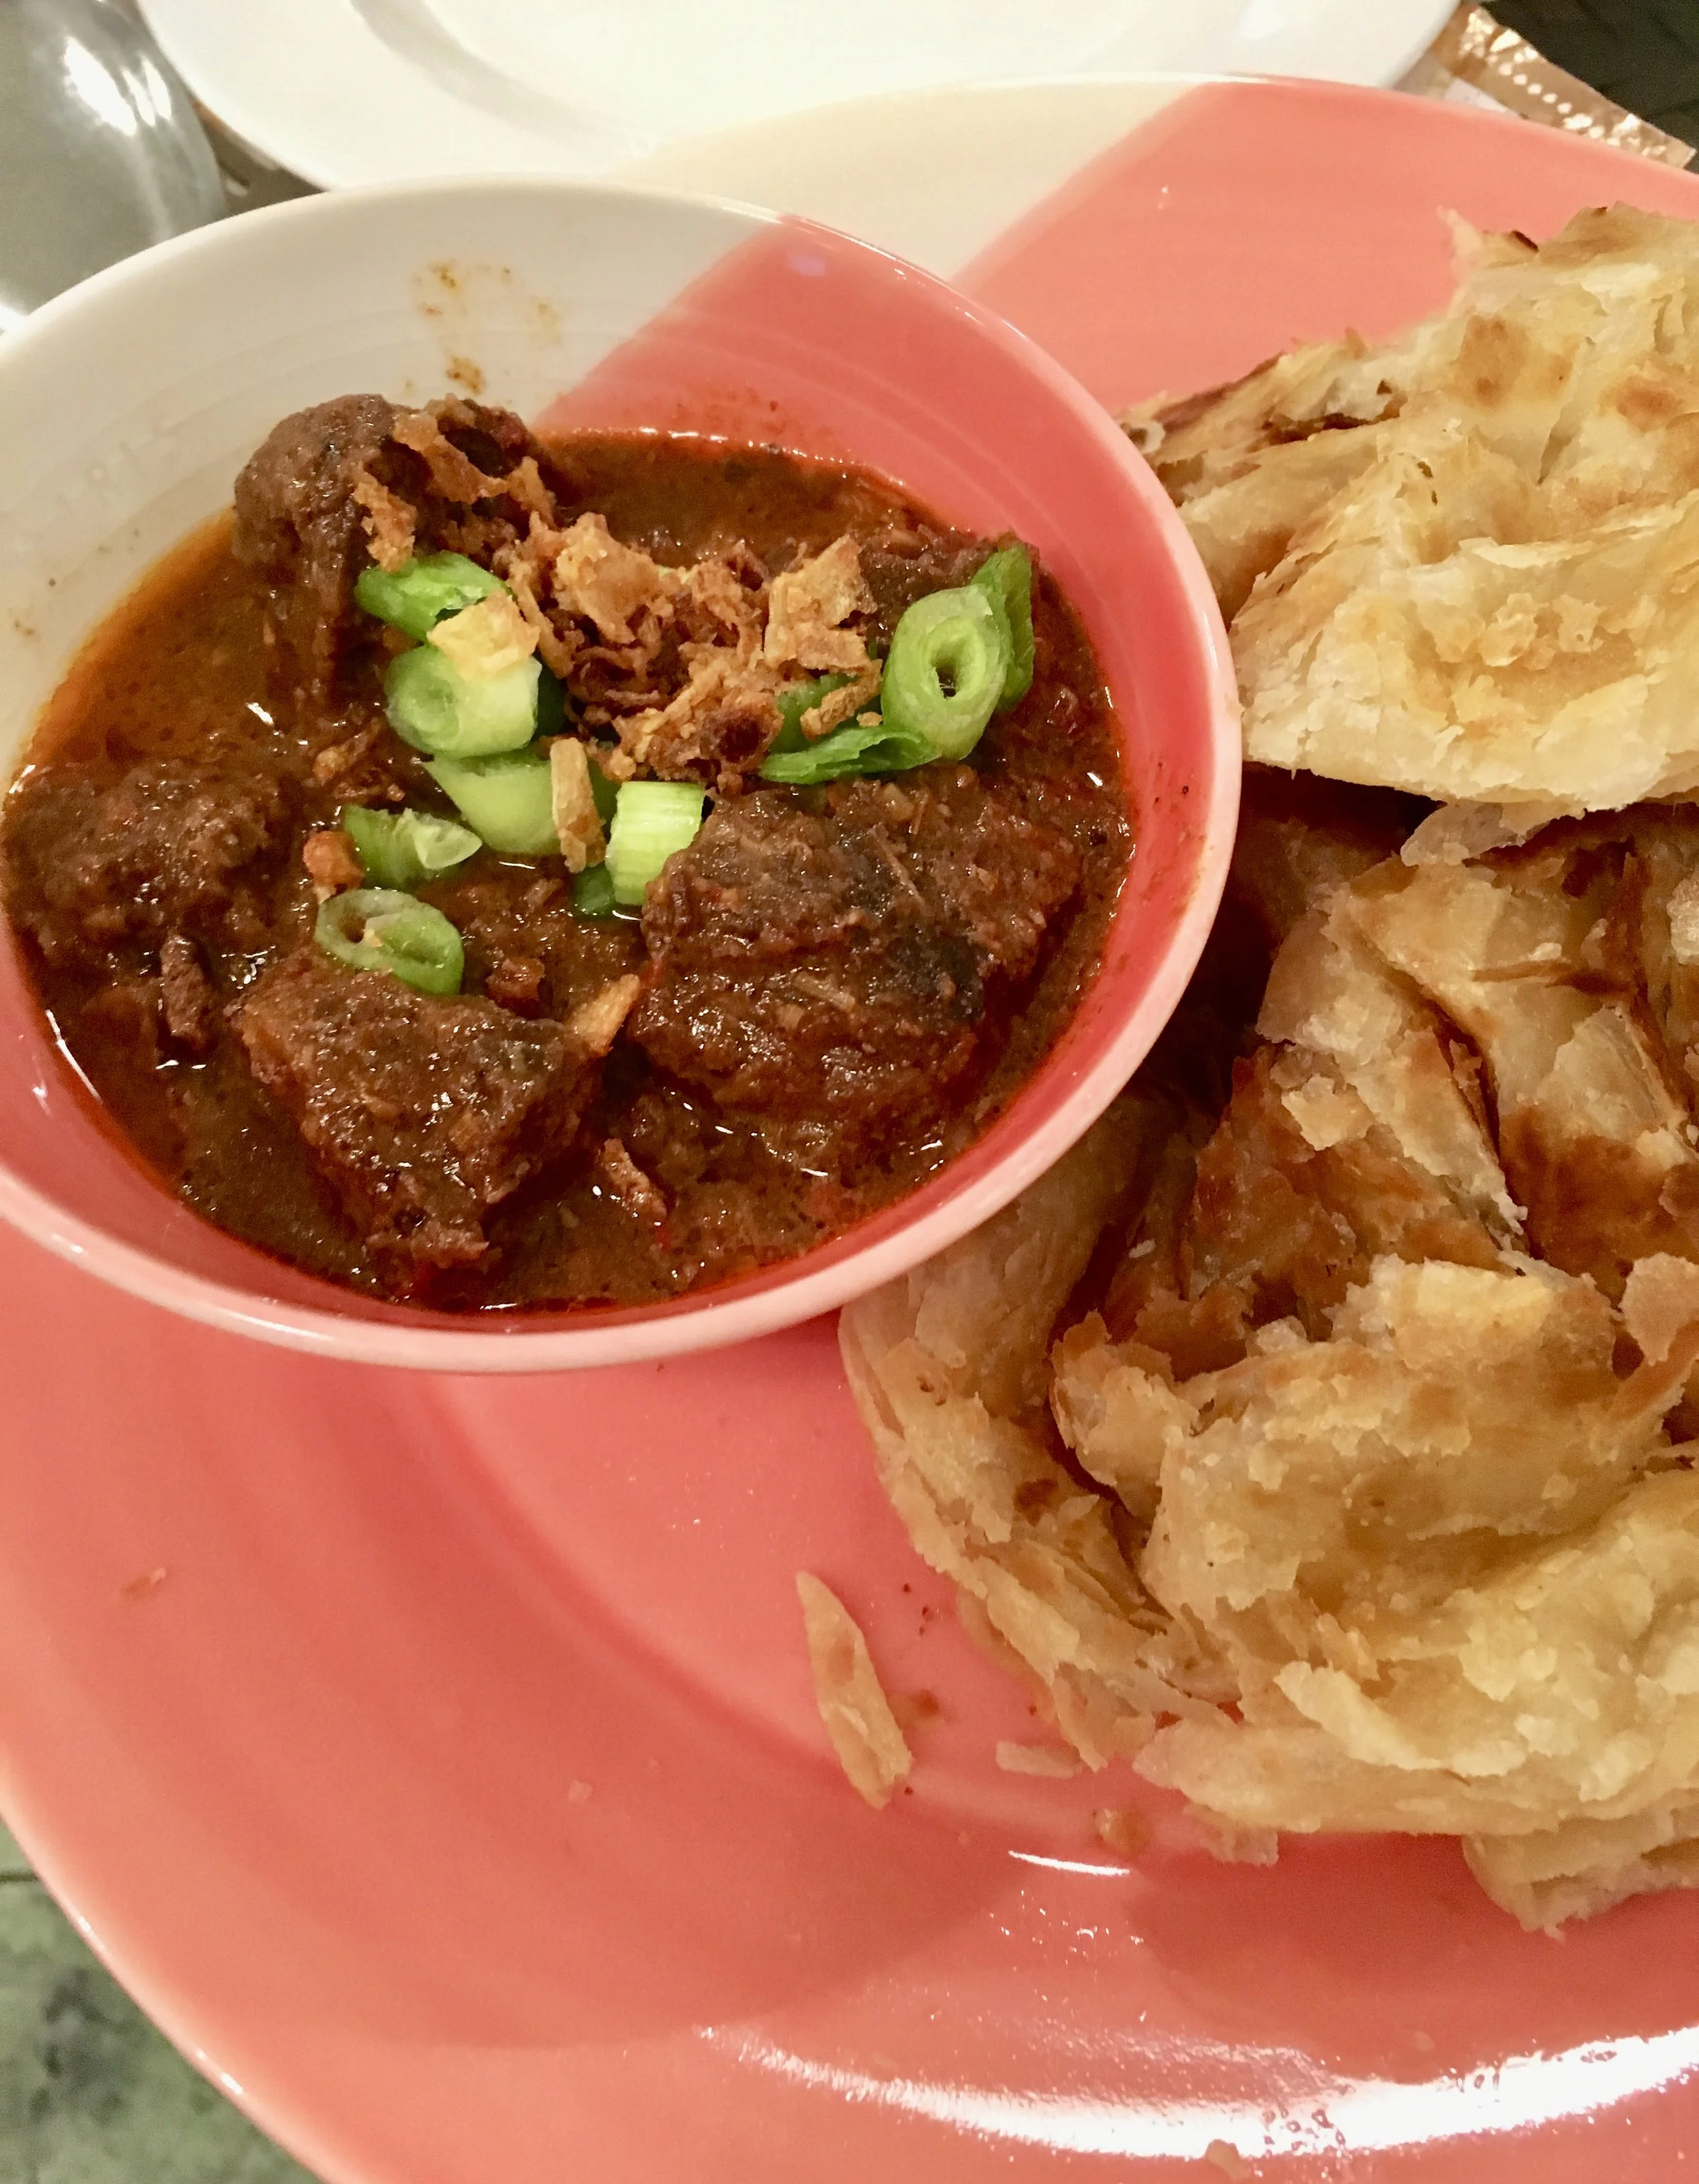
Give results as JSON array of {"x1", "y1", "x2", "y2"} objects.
[
  {"x1": 314, "y1": 888, "x2": 463, "y2": 995},
  {"x1": 538, "y1": 665, "x2": 570, "y2": 740},
  {"x1": 768, "y1": 672, "x2": 856, "y2": 757},
  {"x1": 606, "y1": 781, "x2": 707, "y2": 907},
  {"x1": 970, "y1": 544, "x2": 1035, "y2": 709},
  {"x1": 342, "y1": 804, "x2": 480, "y2": 890},
  {"x1": 426, "y1": 750, "x2": 557, "y2": 856},
  {"x1": 385, "y1": 645, "x2": 541, "y2": 759},
  {"x1": 759, "y1": 718, "x2": 936, "y2": 784},
  {"x1": 879, "y1": 586, "x2": 1011, "y2": 763},
  {"x1": 573, "y1": 863, "x2": 617, "y2": 919},
  {"x1": 355, "y1": 552, "x2": 504, "y2": 641}
]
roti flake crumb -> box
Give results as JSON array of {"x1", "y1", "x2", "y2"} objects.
[
  {"x1": 996, "y1": 1741, "x2": 1084, "y2": 1778},
  {"x1": 1093, "y1": 1807, "x2": 1152, "y2": 1859},
  {"x1": 796, "y1": 1573, "x2": 912, "y2": 1809},
  {"x1": 888, "y1": 1688, "x2": 941, "y2": 1735},
  {"x1": 1192, "y1": 1809, "x2": 1280, "y2": 1869}
]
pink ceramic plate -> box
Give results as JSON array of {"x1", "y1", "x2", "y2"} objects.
[{"x1": 9, "y1": 77, "x2": 1699, "y2": 2184}]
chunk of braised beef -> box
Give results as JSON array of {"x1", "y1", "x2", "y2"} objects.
[
  {"x1": 433, "y1": 396, "x2": 572, "y2": 496},
  {"x1": 486, "y1": 954, "x2": 547, "y2": 1013},
  {"x1": 382, "y1": 398, "x2": 577, "y2": 564},
  {"x1": 158, "y1": 934, "x2": 218, "y2": 1055},
  {"x1": 232, "y1": 394, "x2": 574, "y2": 727},
  {"x1": 633, "y1": 948, "x2": 979, "y2": 1139},
  {"x1": 631, "y1": 770, "x2": 1080, "y2": 1150},
  {"x1": 232, "y1": 394, "x2": 403, "y2": 724},
  {"x1": 76, "y1": 977, "x2": 164, "y2": 1073},
  {"x1": 418, "y1": 867, "x2": 643, "y2": 1017},
  {"x1": 3, "y1": 755, "x2": 292, "y2": 972},
  {"x1": 235, "y1": 950, "x2": 594, "y2": 1289},
  {"x1": 859, "y1": 532, "x2": 995, "y2": 651}
]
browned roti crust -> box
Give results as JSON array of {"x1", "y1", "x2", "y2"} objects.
[{"x1": 844, "y1": 784, "x2": 1699, "y2": 1931}]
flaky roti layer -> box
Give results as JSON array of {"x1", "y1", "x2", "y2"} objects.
[
  {"x1": 1127, "y1": 206, "x2": 1699, "y2": 812},
  {"x1": 844, "y1": 803, "x2": 1699, "y2": 1928}
]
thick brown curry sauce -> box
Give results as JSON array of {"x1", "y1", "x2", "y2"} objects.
[{"x1": 2, "y1": 431, "x2": 1127, "y2": 1309}]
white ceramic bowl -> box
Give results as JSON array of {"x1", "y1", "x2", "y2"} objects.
[{"x1": 0, "y1": 177, "x2": 1238, "y2": 1369}]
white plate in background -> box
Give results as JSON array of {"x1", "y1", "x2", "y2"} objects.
[
  {"x1": 138, "y1": 0, "x2": 1454, "y2": 187},
  {"x1": 620, "y1": 77, "x2": 1206, "y2": 292}
]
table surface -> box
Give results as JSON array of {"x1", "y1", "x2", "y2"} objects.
[
  {"x1": 1494, "y1": 0, "x2": 1699, "y2": 143},
  {"x1": 4, "y1": 3, "x2": 1692, "y2": 2181}
]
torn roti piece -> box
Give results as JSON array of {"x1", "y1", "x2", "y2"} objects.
[
  {"x1": 1342, "y1": 814, "x2": 1699, "y2": 1298},
  {"x1": 796, "y1": 1573, "x2": 912, "y2": 1808},
  {"x1": 1129, "y1": 205, "x2": 1699, "y2": 813},
  {"x1": 845, "y1": 794, "x2": 1699, "y2": 1928},
  {"x1": 996, "y1": 1741, "x2": 1084, "y2": 1778},
  {"x1": 841, "y1": 1100, "x2": 1237, "y2": 1775}
]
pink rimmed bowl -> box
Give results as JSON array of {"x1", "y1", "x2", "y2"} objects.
[{"x1": 0, "y1": 177, "x2": 1238, "y2": 1370}]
